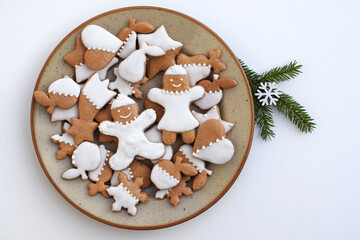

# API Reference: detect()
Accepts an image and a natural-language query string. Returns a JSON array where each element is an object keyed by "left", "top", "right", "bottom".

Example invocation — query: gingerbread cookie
[
  {"left": 111, "top": 160, "right": 152, "bottom": 188},
  {"left": 151, "top": 156, "right": 197, "bottom": 199},
  {"left": 33, "top": 76, "right": 80, "bottom": 114},
  {"left": 68, "top": 73, "right": 116, "bottom": 145},
  {"left": 147, "top": 65, "right": 205, "bottom": 145},
  {"left": 62, "top": 141, "right": 101, "bottom": 180},
  {"left": 194, "top": 74, "right": 238, "bottom": 109},
  {"left": 166, "top": 176, "right": 193, "bottom": 206},
  {"left": 98, "top": 94, "right": 165, "bottom": 170},
  {"left": 81, "top": 25, "right": 123, "bottom": 70},
  {"left": 51, "top": 122, "right": 77, "bottom": 160},
  {"left": 106, "top": 172, "right": 148, "bottom": 215},
  {"left": 94, "top": 103, "right": 117, "bottom": 143},
  {"left": 192, "top": 119, "right": 234, "bottom": 164}
]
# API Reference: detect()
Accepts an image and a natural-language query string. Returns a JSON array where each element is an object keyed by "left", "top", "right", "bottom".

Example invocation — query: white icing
[
  {"left": 51, "top": 132, "right": 75, "bottom": 146},
  {"left": 118, "top": 42, "right": 165, "bottom": 83},
  {"left": 147, "top": 86, "right": 205, "bottom": 132},
  {"left": 81, "top": 25, "right": 123, "bottom": 53},
  {"left": 62, "top": 142, "right": 101, "bottom": 180},
  {"left": 111, "top": 93, "right": 135, "bottom": 110},
  {"left": 136, "top": 125, "right": 173, "bottom": 163},
  {"left": 118, "top": 31, "right": 137, "bottom": 59},
  {"left": 111, "top": 171, "right": 120, "bottom": 186},
  {"left": 165, "top": 65, "right": 187, "bottom": 75},
  {"left": 192, "top": 137, "right": 234, "bottom": 165},
  {"left": 179, "top": 144, "right": 212, "bottom": 175},
  {"left": 82, "top": 73, "right": 116, "bottom": 109},
  {"left": 88, "top": 145, "right": 110, "bottom": 182},
  {"left": 181, "top": 64, "right": 211, "bottom": 86},
  {"left": 51, "top": 104, "right": 79, "bottom": 122},
  {"left": 75, "top": 58, "right": 118, "bottom": 83},
  {"left": 106, "top": 183, "right": 139, "bottom": 215},
  {"left": 155, "top": 189, "right": 170, "bottom": 199},
  {"left": 109, "top": 67, "right": 134, "bottom": 96},
  {"left": 48, "top": 76, "right": 80, "bottom": 97},
  {"left": 138, "top": 25, "right": 183, "bottom": 52},
  {"left": 98, "top": 109, "right": 165, "bottom": 171},
  {"left": 150, "top": 164, "right": 179, "bottom": 190},
  {"left": 194, "top": 90, "right": 223, "bottom": 110},
  {"left": 192, "top": 106, "right": 234, "bottom": 134}
]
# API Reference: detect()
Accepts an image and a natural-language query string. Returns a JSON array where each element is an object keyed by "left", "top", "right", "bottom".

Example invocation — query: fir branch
[
  {"left": 276, "top": 93, "right": 316, "bottom": 133},
  {"left": 259, "top": 61, "right": 302, "bottom": 83},
  {"left": 254, "top": 100, "right": 275, "bottom": 141}
]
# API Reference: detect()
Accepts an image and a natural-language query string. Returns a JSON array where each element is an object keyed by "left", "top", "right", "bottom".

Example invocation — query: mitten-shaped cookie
[
  {"left": 177, "top": 49, "right": 227, "bottom": 86},
  {"left": 98, "top": 94, "right": 165, "bottom": 170},
  {"left": 51, "top": 122, "right": 77, "bottom": 160},
  {"left": 117, "top": 42, "right": 165, "bottom": 83},
  {"left": 147, "top": 65, "right": 205, "bottom": 145},
  {"left": 81, "top": 25, "right": 123, "bottom": 70},
  {"left": 62, "top": 141, "right": 102, "bottom": 180},
  {"left": 111, "top": 160, "right": 152, "bottom": 188},
  {"left": 194, "top": 74, "right": 238, "bottom": 110},
  {"left": 138, "top": 25, "right": 183, "bottom": 79},
  {"left": 192, "top": 105, "right": 234, "bottom": 134},
  {"left": 68, "top": 73, "right": 116, "bottom": 145},
  {"left": 151, "top": 156, "right": 197, "bottom": 199},
  {"left": 174, "top": 144, "right": 212, "bottom": 191},
  {"left": 106, "top": 172, "right": 148, "bottom": 216},
  {"left": 117, "top": 19, "right": 155, "bottom": 59},
  {"left": 192, "top": 119, "right": 234, "bottom": 165},
  {"left": 33, "top": 76, "right": 80, "bottom": 114},
  {"left": 88, "top": 145, "right": 114, "bottom": 198}
]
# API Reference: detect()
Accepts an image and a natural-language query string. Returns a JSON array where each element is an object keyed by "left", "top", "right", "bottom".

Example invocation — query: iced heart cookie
[
  {"left": 33, "top": 76, "right": 80, "bottom": 114},
  {"left": 98, "top": 94, "right": 165, "bottom": 170},
  {"left": 68, "top": 73, "right": 116, "bottom": 145},
  {"left": 151, "top": 156, "right": 197, "bottom": 199},
  {"left": 106, "top": 172, "right": 148, "bottom": 215},
  {"left": 117, "top": 19, "right": 155, "bottom": 59},
  {"left": 51, "top": 122, "right": 77, "bottom": 160},
  {"left": 81, "top": 25, "right": 123, "bottom": 70},
  {"left": 192, "top": 119, "right": 234, "bottom": 165},
  {"left": 62, "top": 141, "right": 102, "bottom": 180},
  {"left": 194, "top": 74, "right": 238, "bottom": 109},
  {"left": 147, "top": 65, "right": 205, "bottom": 145},
  {"left": 176, "top": 49, "right": 227, "bottom": 86}
]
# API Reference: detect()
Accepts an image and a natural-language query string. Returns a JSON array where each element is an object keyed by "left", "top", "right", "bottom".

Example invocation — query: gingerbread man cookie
[
  {"left": 147, "top": 65, "right": 205, "bottom": 145},
  {"left": 98, "top": 94, "right": 165, "bottom": 170}
]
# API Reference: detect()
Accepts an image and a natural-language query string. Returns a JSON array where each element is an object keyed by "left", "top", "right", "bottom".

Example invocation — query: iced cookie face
[
  {"left": 111, "top": 103, "right": 139, "bottom": 123},
  {"left": 162, "top": 74, "right": 190, "bottom": 92}
]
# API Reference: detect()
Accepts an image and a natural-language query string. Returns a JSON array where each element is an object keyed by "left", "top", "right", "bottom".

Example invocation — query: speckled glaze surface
[{"left": 31, "top": 7, "right": 254, "bottom": 230}]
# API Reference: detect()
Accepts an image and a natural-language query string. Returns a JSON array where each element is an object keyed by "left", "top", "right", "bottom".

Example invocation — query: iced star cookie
[
  {"left": 147, "top": 65, "right": 205, "bottom": 145},
  {"left": 192, "top": 105, "right": 235, "bottom": 134},
  {"left": 192, "top": 119, "right": 234, "bottom": 165},
  {"left": 194, "top": 74, "right": 238, "bottom": 110},
  {"left": 151, "top": 156, "right": 197, "bottom": 199},
  {"left": 176, "top": 49, "right": 227, "bottom": 86},
  {"left": 81, "top": 25, "right": 123, "bottom": 70},
  {"left": 33, "top": 76, "right": 80, "bottom": 114},
  {"left": 174, "top": 144, "right": 212, "bottom": 191},
  {"left": 98, "top": 94, "right": 165, "bottom": 170},
  {"left": 117, "top": 19, "right": 155, "bottom": 59},
  {"left": 138, "top": 25, "right": 183, "bottom": 79},
  {"left": 107, "top": 172, "right": 148, "bottom": 215},
  {"left": 62, "top": 141, "right": 102, "bottom": 180},
  {"left": 68, "top": 73, "right": 116, "bottom": 145},
  {"left": 51, "top": 122, "right": 77, "bottom": 160}
]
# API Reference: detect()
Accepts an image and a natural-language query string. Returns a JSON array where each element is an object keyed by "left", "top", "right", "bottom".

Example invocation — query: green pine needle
[
  {"left": 275, "top": 93, "right": 316, "bottom": 133},
  {"left": 254, "top": 100, "right": 276, "bottom": 141},
  {"left": 258, "top": 61, "right": 302, "bottom": 83}
]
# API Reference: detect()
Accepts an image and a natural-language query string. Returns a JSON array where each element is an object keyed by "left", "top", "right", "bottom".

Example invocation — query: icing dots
[
  {"left": 88, "top": 145, "right": 110, "bottom": 182},
  {"left": 108, "top": 68, "right": 134, "bottom": 96},
  {"left": 165, "top": 65, "right": 187, "bottom": 75},
  {"left": 111, "top": 93, "right": 135, "bottom": 110},
  {"left": 151, "top": 164, "right": 180, "bottom": 190},
  {"left": 192, "top": 106, "right": 234, "bottom": 134},
  {"left": 48, "top": 76, "right": 80, "bottom": 97},
  {"left": 75, "top": 57, "right": 118, "bottom": 83},
  {"left": 194, "top": 90, "right": 223, "bottom": 110},
  {"left": 192, "top": 137, "right": 234, "bottom": 165},
  {"left": 81, "top": 25, "right": 123, "bottom": 53},
  {"left": 106, "top": 183, "right": 139, "bottom": 215},
  {"left": 118, "top": 31, "right": 137, "bottom": 59}
]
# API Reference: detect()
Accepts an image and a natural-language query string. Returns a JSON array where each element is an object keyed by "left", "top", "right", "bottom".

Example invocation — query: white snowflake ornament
[{"left": 255, "top": 82, "right": 281, "bottom": 106}]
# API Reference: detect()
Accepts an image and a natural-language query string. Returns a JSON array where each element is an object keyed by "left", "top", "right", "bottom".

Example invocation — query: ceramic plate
[{"left": 30, "top": 6, "right": 254, "bottom": 230}]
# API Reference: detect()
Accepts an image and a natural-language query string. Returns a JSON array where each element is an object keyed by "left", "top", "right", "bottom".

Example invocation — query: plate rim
[{"left": 30, "top": 6, "right": 254, "bottom": 230}]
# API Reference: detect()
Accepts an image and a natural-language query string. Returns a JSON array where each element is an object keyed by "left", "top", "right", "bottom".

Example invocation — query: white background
[{"left": 1, "top": 0, "right": 359, "bottom": 239}]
